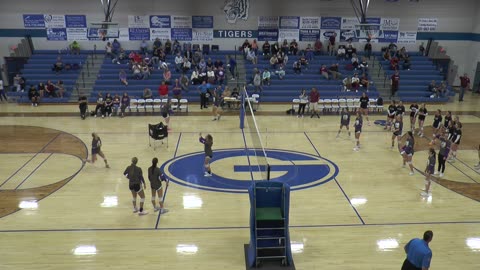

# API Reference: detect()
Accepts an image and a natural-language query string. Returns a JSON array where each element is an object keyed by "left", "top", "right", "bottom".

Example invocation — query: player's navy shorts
[{"left": 129, "top": 183, "right": 142, "bottom": 193}]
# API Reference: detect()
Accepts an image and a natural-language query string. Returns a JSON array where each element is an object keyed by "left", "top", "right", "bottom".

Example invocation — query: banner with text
[
  {"left": 378, "top": 30, "right": 398, "bottom": 43},
  {"left": 299, "top": 29, "right": 320, "bottom": 41},
  {"left": 129, "top": 28, "right": 150, "bottom": 40},
  {"left": 149, "top": 15, "right": 171, "bottom": 28},
  {"left": 321, "top": 17, "right": 341, "bottom": 30},
  {"left": 172, "top": 16, "right": 192, "bottom": 28},
  {"left": 397, "top": 31, "right": 417, "bottom": 44},
  {"left": 150, "top": 28, "right": 171, "bottom": 40},
  {"left": 279, "top": 16, "right": 300, "bottom": 29},
  {"left": 278, "top": 29, "right": 299, "bottom": 41},
  {"left": 300, "top": 17, "right": 321, "bottom": 30},
  {"left": 67, "top": 28, "right": 88, "bottom": 40},
  {"left": 46, "top": 28, "right": 67, "bottom": 41},
  {"left": 65, "top": 15, "right": 87, "bottom": 28},
  {"left": 192, "top": 16, "right": 214, "bottom": 28},
  {"left": 418, "top": 18, "right": 437, "bottom": 32},
  {"left": 87, "top": 28, "right": 119, "bottom": 40},
  {"left": 257, "top": 29, "right": 278, "bottom": 41},
  {"left": 258, "top": 16, "right": 279, "bottom": 29},
  {"left": 171, "top": 28, "right": 192, "bottom": 41},
  {"left": 118, "top": 28, "right": 129, "bottom": 41},
  {"left": 341, "top": 17, "right": 358, "bottom": 30},
  {"left": 23, "top": 14, "right": 45, "bottom": 28},
  {"left": 192, "top": 28, "right": 214, "bottom": 41},
  {"left": 380, "top": 18, "right": 400, "bottom": 31},
  {"left": 44, "top": 14, "right": 66, "bottom": 28},
  {"left": 320, "top": 29, "right": 340, "bottom": 42},
  {"left": 128, "top": 15, "right": 150, "bottom": 28},
  {"left": 340, "top": 29, "right": 357, "bottom": 42},
  {"left": 214, "top": 30, "right": 258, "bottom": 39}
]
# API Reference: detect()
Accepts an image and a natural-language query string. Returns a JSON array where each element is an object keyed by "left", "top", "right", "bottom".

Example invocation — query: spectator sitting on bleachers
[
  {"left": 172, "top": 79, "right": 182, "bottom": 102},
  {"left": 314, "top": 38, "right": 323, "bottom": 55},
  {"left": 262, "top": 69, "right": 271, "bottom": 86},
  {"left": 184, "top": 47, "right": 193, "bottom": 62},
  {"left": 262, "top": 41, "right": 271, "bottom": 57},
  {"left": 206, "top": 58, "right": 214, "bottom": 69},
  {"left": 191, "top": 68, "right": 202, "bottom": 85},
  {"left": 55, "top": 80, "right": 65, "bottom": 98},
  {"left": 13, "top": 73, "right": 25, "bottom": 92},
  {"left": 94, "top": 92, "right": 105, "bottom": 117},
  {"left": 120, "top": 92, "right": 130, "bottom": 117},
  {"left": 305, "top": 44, "right": 314, "bottom": 61},
  {"left": 28, "top": 85, "right": 40, "bottom": 106},
  {"left": 428, "top": 80, "right": 437, "bottom": 94},
  {"left": 173, "top": 40, "right": 181, "bottom": 55},
  {"left": 359, "top": 57, "right": 369, "bottom": 75},
  {"left": 246, "top": 48, "right": 257, "bottom": 64},
  {"left": 419, "top": 43, "right": 425, "bottom": 56},
  {"left": 320, "top": 64, "right": 329, "bottom": 80},
  {"left": 398, "top": 47, "right": 407, "bottom": 60},
  {"left": 343, "top": 77, "right": 352, "bottom": 92},
  {"left": 45, "top": 80, "right": 56, "bottom": 97},
  {"left": 383, "top": 49, "right": 391, "bottom": 61},
  {"left": 199, "top": 68, "right": 207, "bottom": 82},
  {"left": 179, "top": 73, "right": 190, "bottom": 91},
  {"left": 140, "top": 40, "right": 148, "bottom": 54},
  {"left": 275, "top": 66, "right": 285, "bottom": 80},
  {"left": 153, "top": 38, "right": 162, "bottom": 51},
  {"left": 289, "top": 39, "right": 299, "bottom": 55},
  {"left": 163, "top": 68, "right": 172, "bottom": 84},
  {"left": 132, "top": 51, "right": 143, "bottom": 63},
  {"left": 105, "top": 42, "right": 114, "bottom": 59},
  {"left": 388, "top": 42, "right": 397, "bottom": 56},
  {"left": 360, "top": 74, "right": 370, "bottom": 91},
  {"left": 271, "top": 42, "right": 280, "bottom": 55},
  {"left": 207, "top": 67, "right": 216, "bottom": 84},
  {"left": 112, "top": 39, "right": 121, "bottom": 54},
  {"left": 164, "top": 39, "right": 172, "bottom": 54},
  {"left": 270, "top": 54, "right": 279, "bottom": 69},
  {"left": 328, "top": 63, "right": 341, "bottom": 80},
  {"left": 403, "top": 55, "right": 411, "bottom": 70},
  {"left": 214, "top": 59, "right": 224, "bottom": 69},
  {"left": 390, "top": 57, "right": 399, "bottom": 70},
  {"left": 281, "top": 39, "right": 289, "bottom": 54},
  {"left": 253, "top": 69, "right": 262, "bottom": 93},
  {"left": 242, "top": 39, "right": 251, "bottom": 58},
  {"left": 438, "top": 81, "right": 448, "bottom": 97},
  {"left": 192, "top": 50, "right": 202, "bottom": 66},
  {"left": 198, "top": 58, "right": 207, "bottom": 72},
  {"left": 112, "top": 94, "right": 121, "bottom": 116},
  {"left": 299, "top": 54, "right": 309, "bottom": 70},
  {"left": 115, "top": 48, "right": 127, "bottom": 64},
  {"left": 119, "top": 70, "right": 128, "bottom": 86},
  {"left": 37, "top": 82, "right": 45, "bottom": 97},
  {"left": 151, "top": 47, "right": 161, "bottom": 65},
  {"left": 52, "top": 57, "right": 64, "bottom": 73},
  {"left": 337, "top": 46, "right": 346, "bottom": 60},
  {"left": 132, "top": 64, "right": 142, "bottom": 80},
  {"left": 104, "top": 93, "right": 113, "bottom": 117},
  {"left": 277, "top": 51, "right": 288, "bottom": 67},
  {"left": 144, "top": 55, "right": 153, "bottom": 68},
  {"left": 143, "top": 87, "right": 153, "bottom": 99},
  {"left": 345, "top": 44, "right": 356, "bottom": 59},
  {"left": 175, "top": 53, "right": 183, "bottom": 72},
  {"left": 351, "top": 73, "right": 360, "bottom": 92},
  {"left": 293, "top": 61, "right": 302, "bottom": 74},
  {"left": 251, "top": 39, "right": 259, "bottom": 53},
  {"left": 216, "top": 67, "right": 225, "bottom": 85},
  {"left": 364, "top": 40, "right": 372, "bottom": 59},
  {"left": 351, "top": 53, "right": 359, "bottom": 69},
  {"left": 142, "top": 64, "right": 151, "bottom": 80},
  {"left": 182, "top": 57, "right": 192, "bottom": 72},
  {"left": 70, "top": 41, "right": 80, "bottom": 55}
]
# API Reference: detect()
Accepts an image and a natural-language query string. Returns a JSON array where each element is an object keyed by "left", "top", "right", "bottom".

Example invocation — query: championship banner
[
  {"left": 258, "top": 16, "right": 279, "bottom": 29},
  {"left": 299, "top": 29, "right": 320, "bottom": 41},
  {"left": 192, "top": 29, "right": 214, "bottom": 41},
  {"left": 150, "top": 28, "right": 171, "bottom": 41},
  {"left": 46, "top": 28, "right": 67, "bottom": 41},
  {"left": 278, "top": 29, "right": 299, "bottom": 41},
  {"left": 171, "top": 16, "right": 192, "bottom": 28},
  {"left": 23, "top": 14, "right": 45, "bottom": 28},
  {"left": 65, "top": 15, "right": 87, "bottom": 28},
  {"left": 279, "top": 16, "right": 300, "bottom": 29},
  {"left": 397, "top": 31, "right": 417, "bottom": 44},
  {"left": 149, "top": 15, "right": 171, "bottom": 28},
  {"left": 44, "top": 14, "right": 66, "bottom": 28},
  {"left": 128, "top": 15, "right": 149, "bottom": 28},
  {"left": 192, "top": 16, "right": 214, "bottom": 28},
  {"left": 300, "top": 17, "right": 320, "bottom": 30},
  {"left": 67, "top": 28, "right": 88, "bottom": 40}
]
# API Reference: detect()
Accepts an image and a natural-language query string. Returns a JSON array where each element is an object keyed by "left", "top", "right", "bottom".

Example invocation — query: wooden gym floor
[{"left": 0, "top": 93, "right": 479, "bottom": 270}]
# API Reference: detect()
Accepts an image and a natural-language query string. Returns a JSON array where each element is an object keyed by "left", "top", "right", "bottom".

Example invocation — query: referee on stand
[{"left": 402, "top": 230, "right": 433, "bottom": 270}]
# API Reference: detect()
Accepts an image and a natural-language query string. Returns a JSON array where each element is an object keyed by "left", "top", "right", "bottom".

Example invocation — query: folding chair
[
  {"left": 148, "top": 122, "right": 168, "bottom": 150},
  {"left": 129, "top": 99, "right": 138, "bottom": 112},
  {"left": 179, "top": 98, "right": 189, "bottom": 113}
]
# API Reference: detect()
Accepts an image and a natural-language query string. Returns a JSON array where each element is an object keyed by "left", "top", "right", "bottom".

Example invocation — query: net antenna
[
  {"left": 350, "top": 0, "right": 371, "bottom": 24},
  {"left": 100, "top": 0, "right": 119, "bottom": 22}
]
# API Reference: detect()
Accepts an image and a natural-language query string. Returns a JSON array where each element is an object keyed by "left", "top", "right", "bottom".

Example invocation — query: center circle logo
[{"left": 160, "top": 149, "right": 339, "bottom": 193}]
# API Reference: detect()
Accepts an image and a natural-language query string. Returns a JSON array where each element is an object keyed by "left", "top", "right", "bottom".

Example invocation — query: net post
[{"left": 239, "top": 85, "right": 246, "bottom": 129}]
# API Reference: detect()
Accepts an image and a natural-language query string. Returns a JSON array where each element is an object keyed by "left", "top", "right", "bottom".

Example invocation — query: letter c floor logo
[{"left": 160, "top": 149, "right": 339, "bottom": 193}]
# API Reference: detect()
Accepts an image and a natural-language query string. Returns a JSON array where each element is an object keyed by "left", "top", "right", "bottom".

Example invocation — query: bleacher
[
  {"left": 15, "top": 50, "right": 87, "bottom": 103},
  {"left": 375, "top": 51, "right": 453, "bottom": 102},
  {"left": 245, "top": 54, "right": 378, "bottom": 102}
]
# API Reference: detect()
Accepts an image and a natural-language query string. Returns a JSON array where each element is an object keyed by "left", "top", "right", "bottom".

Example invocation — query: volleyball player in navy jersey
[
  {"left": 124, "top": 157, "right": 148, "bottom": 215},
  {"left": 417, "top": 103, "right": 428, "bottom": 137},
  {"left": 148, "top": 158, "right": 168, "bottom": 214},
  {"left": 396, "top": 100, "right": 405, "bottom": 116},
  {"left": 199, "top": 133, "right": 214, "bottom": 176},
  {"left": 88, "top": 133, "right": 110, "bottom": 168},
  {"left": 421, "top": 148, "right": 436, "bottom": 197},
  {"left": 336, "top": 108, "right": 351, "bottom": 138},
  {"left": 160, "top": 99, "right": 172, "bottom": 129},
  {"left": 353, "top": 111, "right": 363, "bottom": 151},
  {"left": 448, "top": 122, "right": 462, "bottom": 163},
  {"left": 435, "top": 136, "right": 450, "bottom": 178},
  {"left": 409, "top": 102, "right": 419, "bottom": 132},
  {"left": 429, "top": 109, "right": 443, "bottom": 145},
  {"left": 385, "top": 101, "right": 396, "bottom": 131},
  {"left": 400, "top": 131, "right": 415, "bottom": 175},
  {"left": 212, "top": 87, "right": 223, "bottom": 121},
  {"left": 391, "top": 114, "right": 403, "bottom": 149},
  {"left": 358, "top": 92, "right": 370, "bottom": 125},
  {"left": 443, "top": 111, "right": 452, "bottom": 131}
]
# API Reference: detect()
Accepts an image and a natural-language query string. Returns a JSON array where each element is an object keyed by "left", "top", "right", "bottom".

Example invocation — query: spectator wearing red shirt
[
  {"left": 391, "top": 71, "right": 400, "bottom": 97},
  {"left": 328, "top": 33, "right": 337, "bottom": 56},
  {"left": 132, "top": 52, "right": 142, "bottom": 63},
  {"left": 320, "top": 65, "right": 329, "bottom": 80},
  {"left": 459, "top": 73, "right": 470, "bottom": 102},
  {"left": 45, "top": 80, "right": 56, "bottom": 97},
  {"left": 314, "top": 38, "right": 323, "bottom": 55},
  {"left": 309, "top": 88, "right": 320, "bottom": 118},
  {"left": 158, "top": 81, "right": 169, "bottom": 99}
]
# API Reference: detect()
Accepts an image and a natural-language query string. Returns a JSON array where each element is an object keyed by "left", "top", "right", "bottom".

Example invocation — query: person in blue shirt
[
  {"left": 402, "top": 230, "right": 433, "bottom": 270},
  {"left": 228, "top": 56, "right": 236, "bottom": 80},
  {"left": 198, "top": 81, "right": 211, "bottom": 109}
]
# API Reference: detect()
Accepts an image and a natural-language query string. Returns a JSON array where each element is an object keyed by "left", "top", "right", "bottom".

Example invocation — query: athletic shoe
[
  {"left": 204, "top": 172, "right": 212, "bottom": 177},
  {"left": 336, "top": 134, "right": 340, "bottom": 138},
  {"left": 353, "top": 147, "right": 359, "bottom": 151},
  {"left": 154, "top": 207, "right": 160, "bottom": 212},
  {"left": 217, "top": 115, "right": 221, "bottom": 121},
  {"left": 447, "top": 159, "right": 455, "bottom": 163},
  {"left": 420, "top": 191, "right": 431, "bottom": 197},
  {"left": 439, "top": 173, "right": 444, "bottom": 177},
  {"left": 102, "top": 115, "right": 105, "bottom": 118},
  {"left": 390, "top": 146, "right": 394, "bottom": 149},
  {"left": 94, "top": 115, "right": 97, "bottom": 118},
  {"left": 133, "top": 208, "right": 138, "bottom": 213},
  {"left": 138, "top": 211, "right": 148, "bottom": 216},
  {"left": 212, "top": 118, "right": 217, "bottom": 121},
  {"left": 160, "top": 208, "right": 169, "bottom": 214},
  {"left": 474, "top": 164, "right": 480, "bottom": 168},
  {"left": 409, "top": 171, "right": 414, "bottom": 176},
  {"left": 434, "top": 171, "right": 439, "bottom": 175},
  {"left": 105, "top": 164, "right": 110, "bottom": 168}
]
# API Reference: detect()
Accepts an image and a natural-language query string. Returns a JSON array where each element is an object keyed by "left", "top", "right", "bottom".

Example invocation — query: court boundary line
[
  {"left": 14, "top": 153, "right": 53, "bottom": 189},
  {"left": 155, "top": 132, "right": 182, "bottom": 229},
  {"left": 2, "top": 220, "right": 480, "bottom": 233},
  {"left": 0, "top": 133, "right": 61, "bottom": 188},
  {"left": 304, "top": 132, "right": 366, "bottom": 225}
]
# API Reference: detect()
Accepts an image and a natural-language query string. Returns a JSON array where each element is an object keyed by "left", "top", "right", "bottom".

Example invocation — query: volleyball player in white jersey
[
  {"left": 409, "top": 102, "right": 419, "bottom": 132},
  {"left": 391, "top": 114, "right": 403, "bottom": 149}
]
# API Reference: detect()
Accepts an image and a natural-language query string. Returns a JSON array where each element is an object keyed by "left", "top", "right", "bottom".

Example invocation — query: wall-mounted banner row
[{"left": 24, "top": 14, "right": 87, "bottom": 28}]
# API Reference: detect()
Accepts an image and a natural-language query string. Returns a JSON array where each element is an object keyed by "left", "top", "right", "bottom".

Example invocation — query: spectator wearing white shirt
[
  {"left": 174, "top": 53, "right": 183, "bottom": 72},
  {"left": 351, "top": 54, "right": 359, "bottom": 69},
  {"left": 207, "top": 68, "right": 216, "bottom": 84},
  {"left": 0, "top": 79, "right": 7, "bottom": 102},
  {"left": 275, "top": 66, "right": 285, "bottom": 80},
  {"left": 351, "top": 73, "right": 360, "bottom": 92},
  {"left": 182, "top": 57, "right": 191, "bottom": 73},
  {"left": 262, "top": 69, "right": 271, "bottom": 86},
  {"left": 247, "top": 48, "right": 257, "bottom": 65}
]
